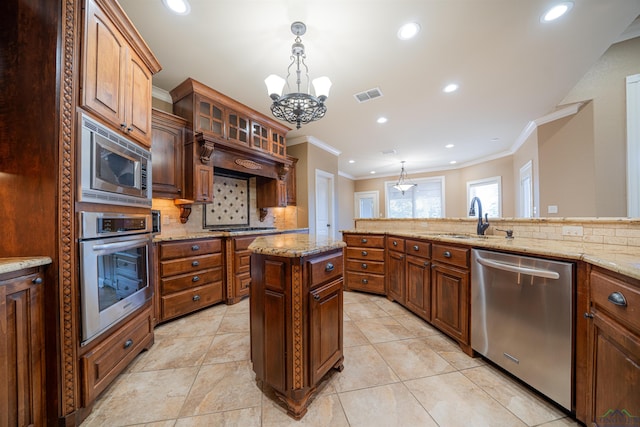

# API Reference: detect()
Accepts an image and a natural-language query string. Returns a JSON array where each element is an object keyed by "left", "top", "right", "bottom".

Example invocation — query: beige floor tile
[
  {"left": 343, "top": 290, "right": 373, "bottom": 304},
  {"left": 393, "top": 314, "right": 441, "bottom": 337},
  {"left": 338, "top": 382, "right": 438, "bottom": 427},
  {"left": 371, "top": 297, "right": 413, "bottom": 316},
  {"left": 217, "top": 312, "right": 250, "bottom": 333},
  {"left": 130, "top": 336, "right": 213, "bottom": 371},
  {"left": 154, "top": 312, "right": 223, "bottom": 338},
  {"left": 343, "top": 320, "right": 369, "bottom": 347},
  {"left": 131, "top": 421, "right": 177, "bottom": 427},
  {"left": 342, "top": 301, "right": 389, "bottom": 320},
  {"left": 174, "top": 407, "right": 261, "bottom": 426},
  {"left": 202, "top": 332, "right": 250, "bottom": 364},
  {"left": 463, "top": 365, "right": 568, "bottom": 426},
  {"left": 179, "top": 360, "right": 261, "bottom": 417},
  {"left": 406, "top": 371, "right": 528, "bottom": 427},
  {"left": 537, "top": 417, "right": 582, "bottom": 426},
  {"left": 331, "top": 344, "right": 399, "bottom": 392},
  {"left": 261, "top": 392, "right": 349, "bottom": 427},
  {"left": 82, "top": 368, "right": 198, "bottom": 426},
  {"left": 353, "top": 316, "right": 414, "bottom": 343},
  {"left": 374, "top": 338, "right": 456, "bottom": 380},
  {"left": 225, "top": 298, "right": 250, "bottom": 314}
]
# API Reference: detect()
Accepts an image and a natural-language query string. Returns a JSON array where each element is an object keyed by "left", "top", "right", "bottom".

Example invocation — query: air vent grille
[{"left": 354, "top": 87, "right": 383, "bottom": 103}]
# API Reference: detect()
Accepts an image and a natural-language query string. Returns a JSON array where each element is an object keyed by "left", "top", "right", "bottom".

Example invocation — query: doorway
[
  {"left": 354, "top": 191, "right": 379, "bottom": 218},
  {"left": 315, "top": 169, "right": 335, "bottom": 239}
]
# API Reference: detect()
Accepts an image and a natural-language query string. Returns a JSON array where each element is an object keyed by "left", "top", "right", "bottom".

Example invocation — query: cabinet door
[
  {"left": 196, "top": 95, "right": 225, "bottom": 139},
  {"left": 406, "top": 255, "right": 431, "bottom": 321},
  {"left": 125, "top": 48, "right": 153, "bottom": 146},
  {"left": 151, "top": 111, "right": 185, "bottom": 198},
  {"left": 286, "top": 157, "right": 297, "bottom": 206},
  {"left": 310, "top": 279, "right": 343, "bottom": 384},
  {"left": 271, "top": 130, "right": 286, "bottom": 158},
  {"left": 227, "top": 109, "right": 250, "bottom": 145},
  {"left": 194, "top": 164, "right": 214, "bottom": 202},
  {"left": 386, "top": 250, "right": 405, "bottom": 303},
  {"left": 587, "top": 310, "right": 640, "bottom": 426},
  {"left": 257, "top": 177, "right": 287, "bottom": 208},
  {"left": 83, "top": 0, "right": 127, "bottom": 127},
  {"left": 251, "top": 121, "right": 270, "bottom": 152},
  {"left": 431, "top": 263, "right": 469, "bottom": 344}
]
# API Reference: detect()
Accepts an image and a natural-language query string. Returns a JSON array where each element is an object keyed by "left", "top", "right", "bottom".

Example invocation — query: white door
[
  {"left": 315, "top": 170, "right": 334, "bottom": 239},
  {"left": 354, "top": 191, "right": 379, "bottom": 218},
  {"left": 627, "top": 73, "right": 640, "bottom": 217},
  {"left": 519, "top": 160, "right": 534, "bottom": 218}
]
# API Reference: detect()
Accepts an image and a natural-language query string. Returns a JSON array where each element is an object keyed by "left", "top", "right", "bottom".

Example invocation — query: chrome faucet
[{"left": 469, "top": 197, "right": 490, "bottom": 235}]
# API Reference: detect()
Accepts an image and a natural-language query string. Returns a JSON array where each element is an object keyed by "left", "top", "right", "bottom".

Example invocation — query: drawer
[
  {"left": 161, "top": 281, "right": 224, "bottom": 321},
  {"left": 386, "top": 236, "right": 406, "bottom": 252},
  {"left": 161, "top": 267, "right": 223, "bottom": 294},
  {"left": 160, "top": 253, "right": 222, "bottom": 277},
  {"left": 591, "top": 269, "right": 640, "bottom": 332},
  {"left": 345, "top": 272, "right": 385, "bottom": 294},
  {"left": 346, "top": 259, "right": 385, "bottom": 274},
  {"left": 345, "top": 247, "right": 385, "bottom": 262},
  {"left": 308, "top": 250, "right": 344, "bottom": 287},
  {"left": 81, "top": 307, "right": 153, "bottom": 404},
  {"left": 160, "top": 239, "right": 221, "bottom": 260},
  {"left": 344, "top": 234, "right": 385, "bottom": 248},
  {"left": 432, "top": 244, "right": 469, "bottom": 269},
  {"left": 235, "top": 272, "right": 251, "bottom": 297},
  {"left": 406, "top": 239, "right": 431, "bottom": 258},
  {"left": 234, "top": 235, "right": 257, "bottom": 251},
  {"left": 234, "top": 249, "right": 251, "bottom": 274}
]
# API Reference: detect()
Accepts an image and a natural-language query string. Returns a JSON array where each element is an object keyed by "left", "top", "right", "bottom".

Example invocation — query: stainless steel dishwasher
[{"left": 471, "top": 249, "right": 573, "bottom": 410}]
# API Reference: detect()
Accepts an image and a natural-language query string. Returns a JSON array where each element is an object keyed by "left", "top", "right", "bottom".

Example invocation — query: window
[
  {"left": 467, "top": 176, "right": 501, "bottom": 218},
  {"left": 385, "top": 177, "right": 445, "bottom": 218},
  {"left": 354, "top": 191, "right": 379, "bottom": 219}
]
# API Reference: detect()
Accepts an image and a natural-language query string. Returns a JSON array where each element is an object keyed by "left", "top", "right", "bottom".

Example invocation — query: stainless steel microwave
[{"left": 78, "top": 114, "right": 152, "bottom": 207}]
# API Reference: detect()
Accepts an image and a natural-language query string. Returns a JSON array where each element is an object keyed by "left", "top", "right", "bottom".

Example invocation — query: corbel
[
  {"left": 174, "top": 199, "right": 194, "bottom": 223},
  {"left": 195, "top": 132, "right": 215, "bottom": 164},
  {"left": 259, "top": 208, "right": 269, "bottom": 222},
  {"left": 277, "top": 163, "right": 290, "bottom": 181}
]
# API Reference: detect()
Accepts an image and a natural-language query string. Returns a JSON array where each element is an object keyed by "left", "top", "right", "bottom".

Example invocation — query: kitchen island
[{"left": 248, "top": 234, "right": 346, "bottom": 419}]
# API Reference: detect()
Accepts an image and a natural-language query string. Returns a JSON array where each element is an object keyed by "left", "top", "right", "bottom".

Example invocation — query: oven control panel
[{"left": 79, "top": 212, "right": 152, "bottom": 239}]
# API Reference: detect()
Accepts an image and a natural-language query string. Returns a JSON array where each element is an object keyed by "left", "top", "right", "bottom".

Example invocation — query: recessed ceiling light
[
  {"left": 445, "top": 144, "right": 454, "bottom": 148},
  {"left": 541, "top": 2, "right": 573, "bottom": 22},
  {"left": 443, "top": 83, "right": 458, "bottom": 93},
  {"left": 398, "top": 22, "right": 420, "bottom": 40},
  {"left": 348, "top": 160, "right": 355, "bottom": 164},
  {"left": 491, "top": 137, "right": 500, "bottom": 142},
  {"left": 450, "top": 160, "right": 457, "bottom": 165},
  {"left": 370, "top": 171, "right": 376, "bottom": 174},
  {"left": 377, "top": 117, "right": 388, "bottom": 124},
  {"left": 162, "top": 0, "right": 191, "bottom": 15}
]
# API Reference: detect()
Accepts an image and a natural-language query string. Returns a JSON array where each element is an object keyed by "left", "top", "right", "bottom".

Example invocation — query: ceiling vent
[{"left": 354, "top": 87, "right": 383, "bottom": 103}]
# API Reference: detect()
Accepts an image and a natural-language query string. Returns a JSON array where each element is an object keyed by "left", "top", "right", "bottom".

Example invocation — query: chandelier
[
  {"left": 393, "top": 161, "right": 417, "bottom": 195},
  {"left": 265, "top": 22, "right": 331, "bottom": 129}
]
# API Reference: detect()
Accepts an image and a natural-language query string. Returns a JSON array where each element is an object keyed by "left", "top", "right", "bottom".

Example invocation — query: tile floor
[{"left": 81, "top": 291, "right": 582, "bottom": 427}]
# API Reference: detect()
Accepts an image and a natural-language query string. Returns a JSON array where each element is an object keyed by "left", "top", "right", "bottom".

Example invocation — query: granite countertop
[
  {"left": 249, "top": 234, "right": 346, "bottom": 258},
  {"left": 342, "top": 229, "right": 640, "bottom": 280},
  {"left": 0, "top": 257, "right": 53, "bottom": 275},
  {"left": 153, "top": 228, "right": 309, "bottom": 243}
]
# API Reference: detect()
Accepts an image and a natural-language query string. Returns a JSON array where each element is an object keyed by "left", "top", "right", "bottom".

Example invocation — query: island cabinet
[
  {"left": 157, "top": 238, "right": 224, "bottom": 322},
  {"left": 81, "top": 0, "right": 161, "bottom": 147},
  {"left": 151, "top": 109, "right": 186, "bottom": 199},
  {"left": 430, "top": 243, "right": 471, "bottom": 355},
  {"left": 250, "top": 247, "right": 344, "bottom": 420},
  {"left": 386, "top": 236, "right": 406, "bottom": 304},
  {"left": 343, "top": 233, "right": 386, "bottom": 294},
  {"left": 0, "top": 266, "right": 46, "bottom": 427},
  {"left": 405, "top": 239, "right": 431, "bottom": 321},
  {"left": 582, "top": 267, "right": 640, "bottom": 426}
]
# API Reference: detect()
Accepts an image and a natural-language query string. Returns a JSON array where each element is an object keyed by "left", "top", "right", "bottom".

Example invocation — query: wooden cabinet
[
  {"left": 582, "top": 267, "right": 640, "bottom": 426},
  {"left": 157, "top": 238, "right": 224, "bottom": 321},
  {"left": 386, "top": 236, "right": 406, "bottom": 304},
  {"left": 286, "top": 156, "right": 298, "bottom": 206},
  {"left": 151, "top": 109, "right": 186, "bottom": 198},
  {"left": 225, "top": 236, "right": 254, "bottom": 304},
  {"left": 430, "top": 243, "right": 471, "bottom": 355},
  {"left": 81, "top": 0, "right": 161, "bottom": 147},
  {"left": 250, "top": 248, "right": 344, "bottom": 419},
  {"left": 182, "top": 132, "right": 215, "bottom": 203},
  {"left": 405, "top": 239, "right": 431, "bottom": 321},
  {"left": 343, "top": 233, "right": 386, "bottom": 294},
  {"left": 0, "top": 266, "right": 46, "bottom": 427},
  {"left": 256, "top": 177, "right": 287, "bottom": 208},
  {"left": 80, "top": 306, "right": 153, "bottom": 405}
]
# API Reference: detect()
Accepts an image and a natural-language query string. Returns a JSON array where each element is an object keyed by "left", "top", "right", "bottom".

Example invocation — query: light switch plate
[{"left": 547, "top": 205, "right": 558, "bottom": 214}]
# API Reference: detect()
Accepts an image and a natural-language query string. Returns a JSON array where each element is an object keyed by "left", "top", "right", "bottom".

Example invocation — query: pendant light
[{"left": 393, "top": 161, "right": 416, "bottom": 194}]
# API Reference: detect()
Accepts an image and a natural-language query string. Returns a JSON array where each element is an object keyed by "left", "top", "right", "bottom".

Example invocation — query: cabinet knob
[
  {"left": 193, "top": 294, "right": 201, "bottom": 302},
  {"left": 361, "top": 238, "right": 368, "bottom": 243},
  {"left": 313, "top": 293, "right": 320, "bottom": 301},
  {"left": 424, "top": 262, "right": 429, "bottom": 267},
  {"left": 361, "top": 250, "right": 368, "bottom": 256},
  {"left": 32, "top": 277, "right": 43, "bottom": 284},
  {"left": 413, "top": 245, "right": 419, "bottom": 251},
  {"left": 192, "top": 245, "right": 200, "bottom": 251},
  {"left": 361, "top": 263, "right": 368, "bottom": 269},
  {"left": 126, "top": 126, "right": 133, "bottom": 133},
  {"left": 584, "top": 312, "right": 594, "bottom": 319},
  {"left": 607, "top": 291, "right": 627, "bottom": 307},
  {"left": 325, "top": 263, "right": 334, "bottom": 272},
  {"left": 192, "top": 276, "right": 200, "bottom": 282},
  {"left": 120, "top": 122, "right": 127, "bottom": 129},
  {"left": 443, "top": 251, "right": 452, "bottom": 258},
  {"left": 393, "top": 241, "right": 398, "bottom": 246},
  {"left": 123, "top": 339, "right": 133, "bottom": 349},
  {"left": 192, "top": 260, "right": 200, "bottom": 267},
  {"left": 362, "top": 279, "right": 368, "bottom": 284}
]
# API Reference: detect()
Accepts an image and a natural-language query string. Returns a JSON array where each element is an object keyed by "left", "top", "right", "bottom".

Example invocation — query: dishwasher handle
[{"left": 476, "top": 257, "right": 560, "bottom": 280}]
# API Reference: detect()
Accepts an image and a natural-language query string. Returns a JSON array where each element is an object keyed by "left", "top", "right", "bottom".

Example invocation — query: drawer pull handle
[
  {"left": 361, "top": 251, "right": 368, "bottom": 256},
  {"left": 32, "top": 277, "right": 43, "bottom": 285},
  {"left": 362, "top": 279, "right": 368, "bottom": 284},
  {"left": 123, "top": 339, "right": 133, "bottom": 349},
  {"left": 361, "top": 238, "right": 368, "bottom": 243},
  {"left": 413, "top": 245, "right": 419, "bottom": 251},
  {"left": 192, "top": 260, "right": 200, "bottom": 267},
  {"left": 584, "top": 312, "right": 594, "bottom": 319},
  {"left": 424, "top": 261, "right": 429, "bottom": 267},
  {"left": 193, "top": 294, "right": 201, "bottom": 302},
  {"left": 313, "top": 293, "right": 320, "bottom": 301},
  {"left": 325, "top": 263, "right": 334, "bottom": 272},
  {"left": 443, "top": 251, "right": 452, "bottom": 258},
  {"left": 192, "top": 276, "right": 200, "bottom": 282},
  {"left": 607, "top": 291, "right": 627, "bottom": 307},
  {"left": 361, "top": 263, "right": 368, "bottom": 269},
  {"left": 393, "top": 241, "right": 398, "bottom": 246},
  {"left": 192, "top": 245, "right": 200, "bottom": 251}
]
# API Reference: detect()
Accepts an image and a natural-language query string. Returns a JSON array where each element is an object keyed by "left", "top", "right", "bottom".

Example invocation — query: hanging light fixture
[
  {"left": 265, "top": 22, "right": 331, "bottom": 129},
  {"left": 393, "top": 161, "right": 417, "bottom": 194}
]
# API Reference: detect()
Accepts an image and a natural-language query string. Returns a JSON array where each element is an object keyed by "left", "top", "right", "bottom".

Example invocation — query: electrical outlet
[
  {"left": 547, "top": 205, "right": 558, "bottom": 214},
  {"left": 562, "top": 225, "right": 583, "bottom": 236}
]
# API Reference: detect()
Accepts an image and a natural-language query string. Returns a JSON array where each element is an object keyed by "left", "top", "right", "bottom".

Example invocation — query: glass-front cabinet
[
  {"left": 196, "top": 95, "right": 225, "bottom": 139},
  {"left": 227, "top": 109, "right": 250, "bottom": 145}
]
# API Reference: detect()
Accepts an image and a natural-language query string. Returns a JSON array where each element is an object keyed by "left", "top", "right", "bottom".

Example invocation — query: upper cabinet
[
  {"left": 170, "top": 78, "right": 290, "bottom": 160},
  {"left": 151, "top": 109, "right": 186, "bottom": 199},
  {"left": 81, "top": 0, "right": 161, "bottom": 147}
]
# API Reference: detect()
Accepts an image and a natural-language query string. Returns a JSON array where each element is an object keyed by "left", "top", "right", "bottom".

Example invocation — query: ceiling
[{"left": 118, "top": 0, "right": 640, "bottom": 179}]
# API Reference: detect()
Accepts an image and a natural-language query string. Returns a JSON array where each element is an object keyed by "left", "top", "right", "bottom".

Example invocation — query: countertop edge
[{"left": 0, "top": 257, "right": 53, "bottom": 275}]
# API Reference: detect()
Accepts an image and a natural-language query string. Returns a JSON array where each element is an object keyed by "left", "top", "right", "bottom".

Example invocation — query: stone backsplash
[{"left": 354, "top": 217, "right": 640, "bottom": 248}]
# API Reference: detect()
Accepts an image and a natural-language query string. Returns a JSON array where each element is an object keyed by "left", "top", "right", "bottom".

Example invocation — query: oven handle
[
  {"left": 476, "top": 257, "right": 560, "bottom": 280},
  {"left": 91, "top": 238, "right": 149, "bottom": 252}
]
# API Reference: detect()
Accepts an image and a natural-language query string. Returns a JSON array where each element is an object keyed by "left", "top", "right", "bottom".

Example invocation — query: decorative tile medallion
[{"left": 203, "top": 175, "right": 249, "bottom": 227}]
